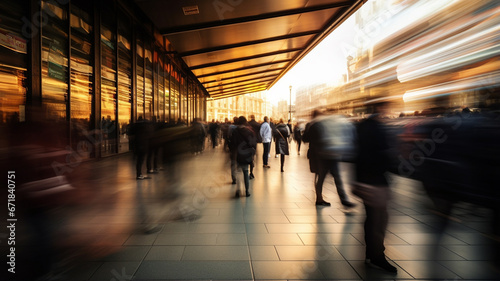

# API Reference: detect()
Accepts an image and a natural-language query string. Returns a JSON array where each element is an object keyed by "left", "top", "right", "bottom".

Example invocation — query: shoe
[
  {"left": 263, "top": 165, "right": 270, "bottom": 168},
  {"left": 245, "top": 192, "right": 251, "bottom": 197},
  {"left": 281, "top": 169, "right": 284, "bottom": 172},
  {"left": 231, "top": 179, "right": 236, "bottom": 184},
  {"left": 275, "top": 155, "right": 279, "bottom": 158},
  {"left": 137, "top": 175, "right": 145, "bottom": 180},
  {"left": 366, "top": 258, "right": 397, "bottom": 273},
  {"left": 147, "top": 169, "right": 159, "bottom": 174},
  {"left": 235, "top": 190, "right": 240, "bottom": 198},
  {"left": 315, "top": 201, "right": 331, "bottom": 206},
  {"left": 342, "top": 201, "right": 356, "bottom": 208},
  {"left": 249, "top": 173, "right": 255, "bottom": 179}
]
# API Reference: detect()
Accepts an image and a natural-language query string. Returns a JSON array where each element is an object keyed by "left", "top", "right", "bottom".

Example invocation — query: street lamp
[{"left": 289, "top": 85, "right": 292, "bottom": 122}]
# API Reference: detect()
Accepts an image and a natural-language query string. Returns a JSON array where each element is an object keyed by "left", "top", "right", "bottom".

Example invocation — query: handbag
[{"left": 351, "top": 182, "right": 391, "bottom": 207}]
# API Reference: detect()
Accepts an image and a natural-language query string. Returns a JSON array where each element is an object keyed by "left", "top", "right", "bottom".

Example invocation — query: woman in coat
[{"left": 274, "top": 118, "right": 290, "bottom": 172}]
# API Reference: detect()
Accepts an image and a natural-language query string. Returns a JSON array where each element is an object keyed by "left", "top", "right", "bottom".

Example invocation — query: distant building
[{"left": 207, "top": 91, "right": 267, "bottom": 122}]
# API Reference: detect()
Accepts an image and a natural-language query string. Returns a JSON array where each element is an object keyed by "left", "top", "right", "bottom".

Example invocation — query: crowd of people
[
  {"left": 123, "top": 102, "right": 500, "bottom": 274},
  {"left": 126, "top": 107, "right": 402, "bottom": 273}
]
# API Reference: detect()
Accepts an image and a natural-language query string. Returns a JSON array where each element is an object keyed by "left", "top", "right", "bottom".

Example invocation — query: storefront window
[
  {"left": 117, "top": 11, "right": 132, "bottom": 153},
  {"left": 41, "top": 1, "right": 68, "bottom": 121},
  {"left": 164, "top": 60, "right": 171, "bottom": 123},
  {"left": 70, "top": 0, "right": 93, "bottom": 158},
  {"left": 157, "top": 52, "right": 165, "bottom": 122},
  {"left": 100, "top": 3, "right": 117, "bottom": 155},
  {"left": 144, "top": 41, "right": 153, "bottom": 121},
  {"left": 0, "top": 2, "right": 27, "bottom": 127},
  {"left": 171, "top": 66, "right": 179, "bottom": 123},
  {"left": 136, "top": 35, "right": 144, "bottom": 120}
]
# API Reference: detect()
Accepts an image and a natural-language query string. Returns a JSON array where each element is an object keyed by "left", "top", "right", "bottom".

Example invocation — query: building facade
[
  {"left": 207, "top": 91, "right": 267, "bottom": 122},
  {"left": 0, "top": 0, "right": 208, "bottom": 158}
]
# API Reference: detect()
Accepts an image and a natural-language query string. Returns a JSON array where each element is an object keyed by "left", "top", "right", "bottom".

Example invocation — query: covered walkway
[{"left": 17, "top": 141, "right": 499, "bottom": 280}]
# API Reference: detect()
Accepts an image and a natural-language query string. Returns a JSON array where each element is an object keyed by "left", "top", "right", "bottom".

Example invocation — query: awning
[{"left": 134, "top": 0, "right": 366, "bottom": 99}]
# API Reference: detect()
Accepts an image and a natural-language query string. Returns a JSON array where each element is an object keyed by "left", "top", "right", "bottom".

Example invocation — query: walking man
[
  {"left": 259, "top": 116, "right": 272, "bottom": 168},
  {"left": 302, "top": 110, "right": 356, "bottom": 207}
]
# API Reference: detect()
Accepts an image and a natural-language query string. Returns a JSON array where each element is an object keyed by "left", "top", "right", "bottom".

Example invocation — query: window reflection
[
  {"left": 101, "top": 6, "right": 117, "bottom": 155},
  {"left": 41, "top": 0, "right": 68, "bottom": 121},
  {"left": 118, "top": 13, "right": 132, "bottom": 153},
  {"left": 70, "top": 1, "right": 93, "bottom": 158}
]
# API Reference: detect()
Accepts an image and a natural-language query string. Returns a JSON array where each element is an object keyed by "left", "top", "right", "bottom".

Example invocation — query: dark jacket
[
  {"left": 231, "top": 125, "right": 257, "bottom": 164},
  {"left": 128, "top": 120, "right": 153, "bottom": 153},
  {"left": 293, "top": 125, "right": 303, "bottom": 141},
  {"left": 248, "top": 119, "right": 262, "bottom": 143},
  {"left": 274, "top": 123, "right": 290, "bottom": 155},
  {"left": 355, "top": 115, "right": 392, "bottom": 185},
  {"left": 302, "top": 120, "right": 322, "bottom": 173}
]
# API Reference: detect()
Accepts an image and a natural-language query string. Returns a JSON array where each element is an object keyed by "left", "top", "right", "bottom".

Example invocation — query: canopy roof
[{"left": 134, "top": 0, "right": 366, "bottom": 99}]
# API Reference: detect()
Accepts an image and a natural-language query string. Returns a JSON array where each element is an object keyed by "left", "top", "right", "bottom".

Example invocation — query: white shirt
[{"left": 260, "top": 122, "right": 272, "bottom": 143}]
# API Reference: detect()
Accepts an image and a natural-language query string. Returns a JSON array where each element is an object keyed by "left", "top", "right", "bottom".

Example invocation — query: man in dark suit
[{"left": 355, "top": 102, "right": 397, "bottom": 273}]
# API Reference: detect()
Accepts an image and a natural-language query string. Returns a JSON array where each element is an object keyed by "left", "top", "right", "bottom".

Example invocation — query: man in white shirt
[{"left": 259, "top": 116, "right": 272, "bottom": 168}]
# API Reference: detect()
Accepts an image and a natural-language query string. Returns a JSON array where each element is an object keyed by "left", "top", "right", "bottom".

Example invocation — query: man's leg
[
  {"left": 364, "top": 204, "right": 395, "bottom": 272},
  {"left": 241, "top": 164, "right": 250, "bottom": 196},
  {"left": 330, "top": 160, "right": 354, "bottom": 206},
  {"left": 231, "top": 156, "right": 237, "bottom": 184},
  {"left": 263, "top": 142, "right": 270, "bottom": 166},
  {"left": 315, "top": 162, "right": 329, "bottom": 204}
]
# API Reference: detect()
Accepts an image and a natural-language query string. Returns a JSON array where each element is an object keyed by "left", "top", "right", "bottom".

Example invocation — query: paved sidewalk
[{"left": 27, "top": 142, "right": 500, "bottom": 280}]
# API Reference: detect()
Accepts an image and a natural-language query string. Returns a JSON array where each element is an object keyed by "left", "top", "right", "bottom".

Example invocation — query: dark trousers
[
  {"left": 314, "top": 159, "right": 348, "bottom": 202},
  {"left": 364, "top": 204, "right": 389, "bottom": 260},
  {"left": 262, "top": 142, "right": 271, "bottom": 165},
  {"left": 211, "top": 133, "right": 217, "bottom": 148},
  {"left": 136, "top": 150, "right": 146, "bottom": 177},
  {"left": 238, "top": 163, "right": 250, "bottom": 193},
  {"left": 147, "top": 147, "right": 159, "bottom": 171}
]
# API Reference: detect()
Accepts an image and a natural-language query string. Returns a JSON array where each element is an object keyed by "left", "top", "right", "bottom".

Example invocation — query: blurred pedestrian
[
  {"left": 208, "top": 119, "right": 219, "bottom": 148},
  {"left": 231, "top": 116, "right": 257, "bottom": 197},
  {"left": 302, "top": 110, "right": 356, "bottom": 207},
  {"left": 274, "top": 118, "right": 290, "bottom": 172},
  {"left": 147, "top": 116, "right": 161, "bottom": 174},
  {"left": 270, "top": 118, "right": 279, "bottom": 158},
  {"left": 228, "top": 117, "right": 239, "bottom": 184},
  {"left": 129, "top": 116, "right": 152, "bottom": 180},
  {"left": 191, "top": 118, "right": 206, "bottom": 154},
  {"left": 353, "top": 102, "right": 397, "bottom": 273},
  {"left": 221, "top": 118, "right": 231, "bottom": 152},
  {"left": 248, "top": 115, "right": 262, "bottom": 179},
  {"left": 293, "top": 122, "right": 304, "bottom": 155},
  {"left": 260, "top": 116, "right": 272, "bottom": 168}
]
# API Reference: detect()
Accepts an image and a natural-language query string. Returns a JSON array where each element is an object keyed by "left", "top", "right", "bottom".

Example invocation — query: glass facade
[
  {"left": 41, "top": 1, "right": 69, "bottom": 122},
  {"left": 70, "top": 0, "right": 94, "bottom": 158},
  {"left": 0, "top": 1, "right": 27, "bottom": 126},
  {"left": 100, "top": 1, "right": 117, "bottom": 156},
  {"left": 136, "top": 35, "right": 144, "bottom": 121},
  {"left": 144, "top": 41, "right": 153, "bottom": 121},
  {"left": 117, "top": 11, "right": 132, "bottom": 153},
  {"left": 0, "top": 0, "right": 207, "bottom": 158}
]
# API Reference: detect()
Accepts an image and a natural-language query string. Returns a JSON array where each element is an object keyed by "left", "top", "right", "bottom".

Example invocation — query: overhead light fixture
[{"left": 182, "top": 5, "right": 199, "bottom": 15}]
